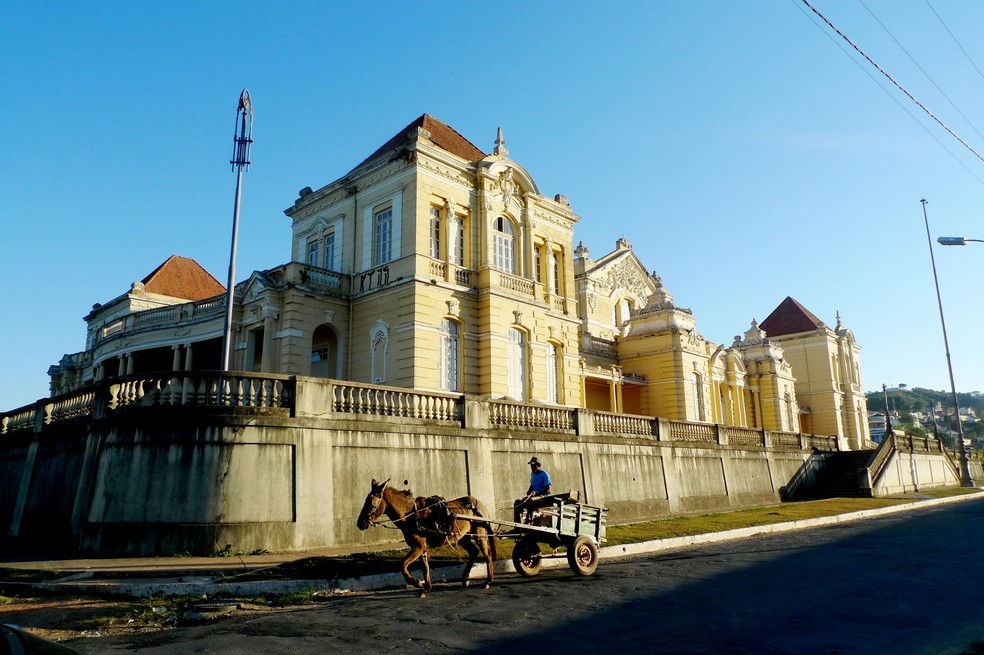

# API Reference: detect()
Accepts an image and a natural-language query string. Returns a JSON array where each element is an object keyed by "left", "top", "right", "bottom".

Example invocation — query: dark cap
[{"left": 528, "top": 457, "right": 540, "bottom": 465}]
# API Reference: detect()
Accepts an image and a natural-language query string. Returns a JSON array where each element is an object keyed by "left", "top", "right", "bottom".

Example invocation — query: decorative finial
[
  {"left": 494, "top": 127, "right": 508, "bottom": 156},
  {"left": 835, "top": 310, "right": 842, "bottom": 329}
]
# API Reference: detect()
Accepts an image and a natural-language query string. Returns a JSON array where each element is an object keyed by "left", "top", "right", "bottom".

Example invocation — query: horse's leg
[
  {"left": 401, "top": 543, "right": 425, "bottom": 589},
  {"left": 420, "top": 550, "right": 432, "bottom": 595},
  {"left": 479, "top": 526, "right": 495, "bottom": 589},
  {"left": 459, "top": 533, "right": 479, "bottom": 588}
]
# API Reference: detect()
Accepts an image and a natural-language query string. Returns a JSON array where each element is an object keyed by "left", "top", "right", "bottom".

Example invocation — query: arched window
[
  {"left": 440, "top": 319, "right": 460, "bottom": 392},
  {"left": 311, "top": 324, "right": 339, "bottom": 379},
  {"left": 546, "top": 342, "right": 560, "bottom": 404},
  {"left": 507, "top": 328, "right": 527, "bottom": 400},
  {"left": 492, "top": 217, "right": 516, "bottom": 274},
  {"left": 429, "top": 207, "right": 441, "bottom": 259}
]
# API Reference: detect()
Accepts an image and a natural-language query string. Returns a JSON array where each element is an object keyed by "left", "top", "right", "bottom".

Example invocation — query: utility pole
[
  {"left": 882, "top": 384, "right": 893, "bottom": 440},
  {"left": 220, "top": 89, "right": 253, "bottom": 373},
  {"left": 921, "top": 199, "right": 974, "bottom": 486}
]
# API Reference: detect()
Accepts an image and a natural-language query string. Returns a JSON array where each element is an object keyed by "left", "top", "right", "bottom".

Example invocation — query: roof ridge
[{"left": 351, "top": 114, "right": 486, "bottom": 172}]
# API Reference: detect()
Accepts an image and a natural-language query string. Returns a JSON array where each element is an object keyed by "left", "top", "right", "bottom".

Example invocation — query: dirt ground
[{"left": 0, "top": 593, "right": 281, "bottom": 645}]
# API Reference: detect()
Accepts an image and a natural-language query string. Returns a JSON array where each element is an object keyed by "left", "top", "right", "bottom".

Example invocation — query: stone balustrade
[
  {"left": 594, "top": 411, "right": 654, "bottom": 436},
  {"left": 668, "top": 420, "right": 717, "bottom": 443},
  {"left": 2, "top": 374, "right": 846, "bottom": 455},
  {"left": 487, "top": 400, "right": 575, "bottom": 430},
  {"left": 330, "top": 380, "right": 459, "bottom": 421},
  {"left": 727, "top": 426, "right": 766, "bottom": 447}
]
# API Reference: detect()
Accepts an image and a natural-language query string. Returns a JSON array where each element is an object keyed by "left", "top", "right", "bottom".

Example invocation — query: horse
[{"left": 356, "top": 478, "right": 497, "bottom": 595}]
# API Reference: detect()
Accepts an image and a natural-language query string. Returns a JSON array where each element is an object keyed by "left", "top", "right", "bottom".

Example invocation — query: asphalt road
[{"left": 69, "top": 497, "right": 984, "bottom": 655}]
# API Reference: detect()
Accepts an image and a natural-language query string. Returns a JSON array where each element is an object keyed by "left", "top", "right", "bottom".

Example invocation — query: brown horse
[{"left": 356, "top": 478, "right": 497, "bottom": 595}]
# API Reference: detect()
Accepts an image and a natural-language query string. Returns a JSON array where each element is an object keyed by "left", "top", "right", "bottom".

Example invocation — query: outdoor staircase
[{"left": 806, "top": 450, "right": 875, "bottom": 498}]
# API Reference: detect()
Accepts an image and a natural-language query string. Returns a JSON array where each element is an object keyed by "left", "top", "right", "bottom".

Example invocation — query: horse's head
[{"left": 356, "top": 478, "right": 391, "bottom": 530}]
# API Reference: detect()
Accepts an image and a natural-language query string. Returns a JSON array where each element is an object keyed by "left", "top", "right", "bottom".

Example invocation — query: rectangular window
[
  {"left": 429, "top": 207, "right": 441, "bottom": 259},
  {"left": 534, "top": 245, "right": 543, "bottom": 284},
  {"left": 307, "top": 239, "right": 319, "bottom": 268},
  {"left": 440, "top": 320, "right": 460, "bottom": 391},
  {"left": 507, "top": 328, "right": 527, "bottom": 401},
  {"left": 374, "top": 208, "right": 393, "bottom": 265},
  {"left": 552, "top": 250, "right": 562, "bottom": 294},
  {"left": 324, "top": 231, "right": 336, "bottom": 271},
  {"left": 450, "top": 214, "right": 464, "bottom": 266}
]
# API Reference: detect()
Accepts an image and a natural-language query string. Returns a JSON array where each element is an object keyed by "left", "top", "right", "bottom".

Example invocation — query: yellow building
[
  {"left": 47, "top": 115, "right": 868, "bottom": 444},
  {"left": 759, "top": 297, "right": 870, "bottom": 448}
]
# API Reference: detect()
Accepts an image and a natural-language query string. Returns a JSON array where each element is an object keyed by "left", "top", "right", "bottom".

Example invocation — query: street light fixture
[
  {"left": 938, "top": 236, "right": 984, "bottom": 246},
  {"left": 921, "top": 200, "right": 975, "bottom": 487}
]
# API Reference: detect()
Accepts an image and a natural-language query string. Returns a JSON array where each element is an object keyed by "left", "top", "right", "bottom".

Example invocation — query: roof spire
[{"left": 494, "top": 126, "right": 508, "bottom": 156}]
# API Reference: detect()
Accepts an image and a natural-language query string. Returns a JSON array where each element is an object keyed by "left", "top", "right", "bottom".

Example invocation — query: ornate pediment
[{"left": 605, "top": 256, "right": 651, "bottom": 299}]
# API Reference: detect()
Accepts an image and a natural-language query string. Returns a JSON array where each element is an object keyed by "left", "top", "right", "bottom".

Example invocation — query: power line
[
  {"left": 791, "top": 0, "right": 984, "bottom": 186},
  {"left": 800, "top": 0, "right": 984, "bottom": 166},
  {"left": 858, "top": 0, "right": 984, "bottom": 145},
  {"left": 924, "top": 0, "right": 984, "bottom": 86}
]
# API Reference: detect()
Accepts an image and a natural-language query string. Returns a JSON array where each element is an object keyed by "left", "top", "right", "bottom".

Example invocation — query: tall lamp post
[
  {"left": 221, "top": 89, "right": 253, "bottom": 373},
  {"left": 921, "top": 199, "right": 975, "bottom": 487}
]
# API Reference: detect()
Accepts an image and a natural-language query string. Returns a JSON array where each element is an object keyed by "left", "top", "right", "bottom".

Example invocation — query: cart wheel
[
  {"left": 512, "top": 538, "right": 542, "bottom": 577},
  {"left": 566, "top": 536, "right": 599, "bottom": 576}
]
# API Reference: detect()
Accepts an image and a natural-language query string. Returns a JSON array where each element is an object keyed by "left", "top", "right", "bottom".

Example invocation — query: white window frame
[
  {"left": 374, "top": 207, "right": 393, "bottom": 266},
  {"left": 429, "top": 207, "right": 441, "bottom": 259},
  {"left": 307, "top": 239, "right": 319, "bottom": 268},
  {"left": 361, "top": 192, "right": 402, "bottom": 271},
  {"left": 324, "top": 230, "right": 336, "bottom": 271},
  {"left": 492, "top": 216, "right": 516, "bottom": 274},
  {"left": 450, "top": 213, "right": 464, "bottom": 266},
  {"left": 440, "top": 319, "right": 460, "bottom": 392},
  {"left": 546, "top": 342, "right": 560, "bottom": 404},
  {"left": 507, "top": 328, "right": 527, "bottom": 401}
]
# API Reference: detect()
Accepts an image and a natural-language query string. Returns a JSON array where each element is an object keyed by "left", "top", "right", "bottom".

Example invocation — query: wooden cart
[{"left": 496, "top": 493, "right": 607, "bottom": 577}]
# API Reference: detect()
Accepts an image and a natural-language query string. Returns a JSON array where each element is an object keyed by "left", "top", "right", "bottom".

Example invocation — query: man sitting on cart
[{"left": 513, "top": 456, "right": 552, "bottom": 524}]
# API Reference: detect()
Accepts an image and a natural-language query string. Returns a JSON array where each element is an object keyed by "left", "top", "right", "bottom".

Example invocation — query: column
[
  {"left": 261, "top": 311, "right": 277, "bottom": 373},
  {"left": 172, "top": 345, "right": 182, "bottom": 372},
  {"left": 125, "top": 353, "right": 135, "bottom": 375},
  {"left": 183, "top": 343, "right": 194, "bottom": 371}
]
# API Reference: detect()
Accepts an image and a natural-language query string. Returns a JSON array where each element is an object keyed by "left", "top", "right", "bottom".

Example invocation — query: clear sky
[{"left": 2, "top": 1, "right": 983, "bottom": 411}]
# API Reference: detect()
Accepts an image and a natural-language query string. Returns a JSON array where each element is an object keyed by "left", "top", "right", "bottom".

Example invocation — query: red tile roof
[
  {"left": 759, "top": 297, "right": 825, "bottom": 337},
  {"left": 140, "top": 255, "right": 226, "bottom": 301},
  {"left": 353, "top": 114, "right": 486, "bottom": 170}
]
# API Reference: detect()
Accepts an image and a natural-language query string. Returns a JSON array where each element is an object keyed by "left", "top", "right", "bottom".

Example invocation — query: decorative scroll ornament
[{"left": 446, "top": 299, "right": 460, "bottom": 316}]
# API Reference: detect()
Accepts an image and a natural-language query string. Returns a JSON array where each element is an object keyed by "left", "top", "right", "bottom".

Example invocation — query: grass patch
[
  {"left": 0, "top": 567, "right": 65, "bottom": 583},
  {"left": 79, "top": 594, "right": 189, "bottom": 632},
  {"left": 603, "top": 497, "right": 911, "bottom": 545}
]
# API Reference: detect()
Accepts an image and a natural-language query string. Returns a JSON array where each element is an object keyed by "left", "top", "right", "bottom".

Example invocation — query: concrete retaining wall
[{"left": 0, "top": 375, "right": 967, "bottom": 557}]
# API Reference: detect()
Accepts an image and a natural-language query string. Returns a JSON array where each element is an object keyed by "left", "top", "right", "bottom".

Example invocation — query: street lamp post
[
  {"left": 921, "top": 199, "right": 975, "bottom": 487},
  {"left": 221, "top": 89, "right": 253, "bottom": 373}
]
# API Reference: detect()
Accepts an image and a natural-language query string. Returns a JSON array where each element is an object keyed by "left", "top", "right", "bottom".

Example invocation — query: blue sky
[{"left": 2, "top": 1, "right": 983, "bottom": 410}]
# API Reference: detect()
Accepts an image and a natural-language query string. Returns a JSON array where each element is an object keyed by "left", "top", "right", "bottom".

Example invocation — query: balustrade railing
[
  {"left": 867, "top": 436, "right": 895, "bottom": 485},
  {"left": 133, "top": 306, "right": 180, "bottom": 326},
  {"left": 47, "top": 389, "right": 95, "bottom": 423},
  {"left": 806, "top": 434, "right": 838, "bottom": 451},
  {"left": 454, "top": 268, "right": 471, "bottom": 286},
  {"left": 488, "top": 400, "right": 575, "bottom": 430},
  {"left": 1, "top": 406, "right": 37, "bottom": 434},
  {"left": 331, "top": 381, "right": 459, "bottom": 421},
  {"left": 594, "top": 411, "right": 654, "bottom": 436},
  {"left": 771, "top": 431, "right": 802, "bottom": 448},
  {"left": 668, "top": 420, "right": 716, "bottom": 443},
  {"left": 727, "top": 426, "right": 765, "bottom": 447},
  {"left": 429, "top": 261, "right": 447, "bottom": 279},
  {"left": 497, "top": 273, "right": 535, "bottom": 297}
]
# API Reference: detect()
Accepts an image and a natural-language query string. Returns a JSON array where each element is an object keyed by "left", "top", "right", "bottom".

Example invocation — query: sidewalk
[{"left": 3, "top": 492, "right": 981, "bottom": 599}]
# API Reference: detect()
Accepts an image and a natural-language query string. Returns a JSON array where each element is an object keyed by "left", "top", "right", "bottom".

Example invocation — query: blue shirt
[{"left": 530, "top": 469, "right": 551, "bottom": 494}]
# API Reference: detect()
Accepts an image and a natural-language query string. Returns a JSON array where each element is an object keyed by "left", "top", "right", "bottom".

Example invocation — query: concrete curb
[{"left": 39, "top": 493, "right": 982, "bottom": 598}]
